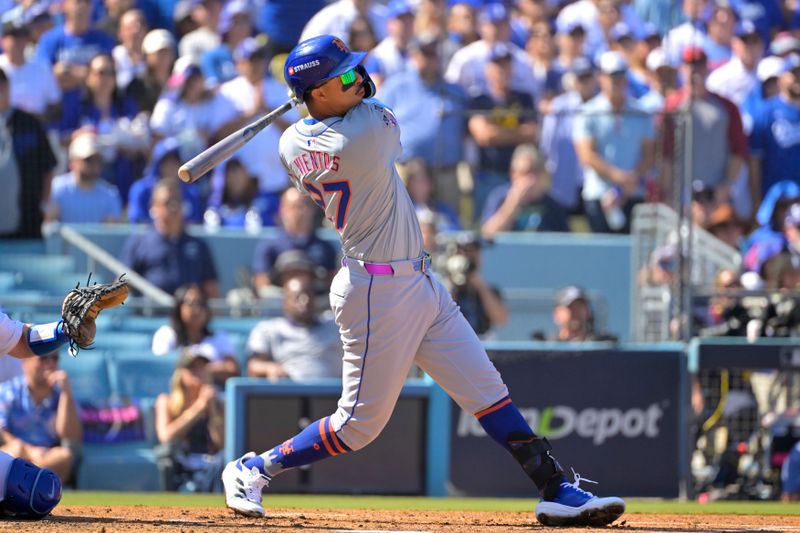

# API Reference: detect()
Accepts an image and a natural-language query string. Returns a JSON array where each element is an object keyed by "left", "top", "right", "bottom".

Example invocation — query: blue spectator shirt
[
  {"left": 481, "top": 185, "right": 570, "bottom": 232},
  {"left": 127, "top": 175, "right": 205, "bottom": 224},
  {"left": 540, "top": 91, "right": 589, "bottom": 210},
  {"left": 0, "top": 375, "right": 60, "bottom": 448},
  {"left": 750, "top": 96, "right": 800, "bottom": 195},
  {"left": 59, "top": 94, "right": 143, "bottom": 203},
  {"left": 634, "top": 0, "right": 684, "bottom": 35},
  {"left": 704, "top": 40, "right": 733, "bottom": 71},
  {"left": 730, "top": 0, "right": 783, "bottom": 43},
  {"left": 209, "top": 193, "right": 281, "bottom": 229},
  {"left": 50, "top": 172, "right": 123, "bottom": 223},
  {"left": 258, "top": 0, "right": 326, "bottom": 49},
  {"left": 379, "top": 69, "right": 467, "bottom": 167},
  {"left": 120, "top": 228, "right": 218, "bottom": 296},
  {"left": 572, "top": 93, "right": 655, "bottom": 201},
  {"left": 36, "top": 26, "right": 116, "bottom": 129},
  {"left": 36, "top": 26, "right": 116, "bottom": 67},
  {"left": 252, "top": 229, "right": 338, "bottom": 277}
]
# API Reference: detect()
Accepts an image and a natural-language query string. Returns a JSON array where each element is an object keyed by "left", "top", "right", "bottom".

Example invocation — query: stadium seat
[
  {"left": 2, "top": 239, "right": 45, "bottom": 254},
  {"left": 109, "top": 353, "right": 178, "bottom": 399},
  {"left": 77, "top": 444, "right": 161, "bottom": 491},
  {"left": 59, "top": 350, "right": 112, "bottom": 401},
  {"left": 0, "top": 272, "right": 18, "bottom": 294},
  {"left": 91, "top": 331, "right": 153, "bottom": 352},
  {"left": 113, "top": 316, "right": 169, "bottom": 334}
]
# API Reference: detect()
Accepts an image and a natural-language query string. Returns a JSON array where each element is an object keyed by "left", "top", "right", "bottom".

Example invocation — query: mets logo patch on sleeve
[{"left": 381, "top": 108, "right": 398, "bottom": 128}]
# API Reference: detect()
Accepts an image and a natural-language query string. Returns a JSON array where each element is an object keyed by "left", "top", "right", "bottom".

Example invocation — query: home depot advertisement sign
[{"left": 450, "top": 348, "right": 683, "bottom": 497}]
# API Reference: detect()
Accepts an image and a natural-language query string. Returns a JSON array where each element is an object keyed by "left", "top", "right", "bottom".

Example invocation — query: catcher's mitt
[{"left": 61, "top": 274, "right": 129, "bottom": 355}]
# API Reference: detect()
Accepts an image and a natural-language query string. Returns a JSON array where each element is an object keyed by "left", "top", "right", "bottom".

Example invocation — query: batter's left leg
[{"left": 415, "top": 274, "right": 625, "bottom": 527}]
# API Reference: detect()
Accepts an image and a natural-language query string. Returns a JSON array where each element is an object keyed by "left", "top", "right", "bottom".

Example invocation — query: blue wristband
[{"left": 27, "top": 321, "right": 69, "bottom": 356}]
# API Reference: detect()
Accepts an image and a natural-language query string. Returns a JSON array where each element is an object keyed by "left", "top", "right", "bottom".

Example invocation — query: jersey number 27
[{"left": 303, "top": 181, "right": 351, "bottom": 231}]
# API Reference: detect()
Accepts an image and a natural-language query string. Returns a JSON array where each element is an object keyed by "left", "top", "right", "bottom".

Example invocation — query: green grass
[{"left": 60, "top": 492, "right": 800, "bottom": 515}]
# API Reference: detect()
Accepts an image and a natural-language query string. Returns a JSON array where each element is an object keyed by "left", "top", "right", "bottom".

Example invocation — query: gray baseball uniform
[{"left": 279, "top": 99, "right": 507, "bottom": 451}]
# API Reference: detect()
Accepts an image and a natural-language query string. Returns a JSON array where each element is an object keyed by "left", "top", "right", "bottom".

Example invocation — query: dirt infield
[{"left": 1, "top": 507, "right": 800, "bottom": 532}]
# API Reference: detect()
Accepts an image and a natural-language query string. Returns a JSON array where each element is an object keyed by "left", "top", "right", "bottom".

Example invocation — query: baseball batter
[{"left": 222, "top": 35, "right": 625, "bottom": 527}]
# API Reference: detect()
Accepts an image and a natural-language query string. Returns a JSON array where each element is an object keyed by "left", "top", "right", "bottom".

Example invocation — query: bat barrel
[
  {"left": 178, "top": 141, "right": 241, "bottom": 183},
  {"left": 177, "top": 98, "right": 297, "bottom": 184}
]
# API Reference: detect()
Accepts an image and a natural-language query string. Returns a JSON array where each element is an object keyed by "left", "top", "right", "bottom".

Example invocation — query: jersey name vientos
[{"left": 279, "top": 99, "right": 423, "bottom": 263}]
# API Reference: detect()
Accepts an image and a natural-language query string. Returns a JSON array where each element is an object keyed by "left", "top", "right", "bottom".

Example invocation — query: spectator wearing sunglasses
[
  {"left": 152, "top": 284, "right": 239, "bottom": 386},
  {"left": 59, "top": 52, "right": 148, "bottom": 203}
]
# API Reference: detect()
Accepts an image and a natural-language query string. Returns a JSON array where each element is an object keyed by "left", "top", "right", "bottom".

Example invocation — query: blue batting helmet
[{"left": 284, "top": 35, "right": 366, "bottom": 102}]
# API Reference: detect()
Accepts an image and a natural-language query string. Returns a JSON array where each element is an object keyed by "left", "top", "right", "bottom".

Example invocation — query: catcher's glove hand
[{"left": 61, "top": 274, "right": 129, "bottom": 355}]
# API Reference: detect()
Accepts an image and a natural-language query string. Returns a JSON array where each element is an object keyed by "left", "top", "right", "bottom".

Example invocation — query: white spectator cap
[
  {"left": 171, "top": 54, "right": 197, "bottom": 76},
  {"left": 142, "top": 29, "right": 175, "bottom": 55},
  {"left": 598, "top": 50, "right": 628, "bottom": 75},
  {"left": 770, "top": 32, "right": 800, "bottom": 56},
  {"left": 646, "top": 47, "right": 673, "bottom": 71},
  {"left": 69, "top": 132, "right": 100, "bottom": 160},
  {"left": 757, "top": 55, "right": 786, "bottom": 81}
]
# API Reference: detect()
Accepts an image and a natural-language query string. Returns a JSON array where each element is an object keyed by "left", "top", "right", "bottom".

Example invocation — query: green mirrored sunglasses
[{"left": 339, "top": 68, "right": 357, "bottom": 86}]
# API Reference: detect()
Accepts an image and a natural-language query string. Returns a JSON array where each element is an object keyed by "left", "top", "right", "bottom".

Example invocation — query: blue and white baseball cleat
[
  {"left": 222, "top": 452, "right": 270, "bottom": 517},
  {"left": 535, "top": 469, "right": 625, "bottom": 527}
]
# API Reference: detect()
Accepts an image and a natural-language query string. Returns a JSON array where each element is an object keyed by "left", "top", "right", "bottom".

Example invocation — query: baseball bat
[{"left": 177, "top": 98, "right": 298, "bottom": 184}]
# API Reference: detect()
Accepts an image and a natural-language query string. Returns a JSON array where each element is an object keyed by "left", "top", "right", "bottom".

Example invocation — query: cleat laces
[
  {"left": 242, "top": 464, "right": 270, "bottom": 502},
  {"left": 566, "top": 467, "right": 598, "bottom": 497}
]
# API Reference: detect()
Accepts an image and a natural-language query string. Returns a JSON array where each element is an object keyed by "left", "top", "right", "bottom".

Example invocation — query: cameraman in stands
[
  {"left": 701, "top": 268, "right": 752, "bottom": 337},
  {"left": 440, "top": 232, "right": 508, "bottom": 339}
]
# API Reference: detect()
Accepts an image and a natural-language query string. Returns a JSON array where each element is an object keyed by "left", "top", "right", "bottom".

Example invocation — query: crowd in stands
[
  {"left": 5, "top": 0, "right": 800, "bottom": 496},
  {"left": 0, "top": 0, "right": 800, "bottom": 280},
  {"left": 0, "top": 0, "right": 796, "bottom": 235}
]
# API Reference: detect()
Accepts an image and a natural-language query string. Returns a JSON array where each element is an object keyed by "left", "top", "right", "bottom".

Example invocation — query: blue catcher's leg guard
[{"left": 0, "top": 458, "right": 62, "bottom": 519}]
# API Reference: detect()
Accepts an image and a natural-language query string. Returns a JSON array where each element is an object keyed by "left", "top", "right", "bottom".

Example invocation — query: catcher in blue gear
[{"left": 0, "top": 276, "right": 128, "bottom": 518}]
